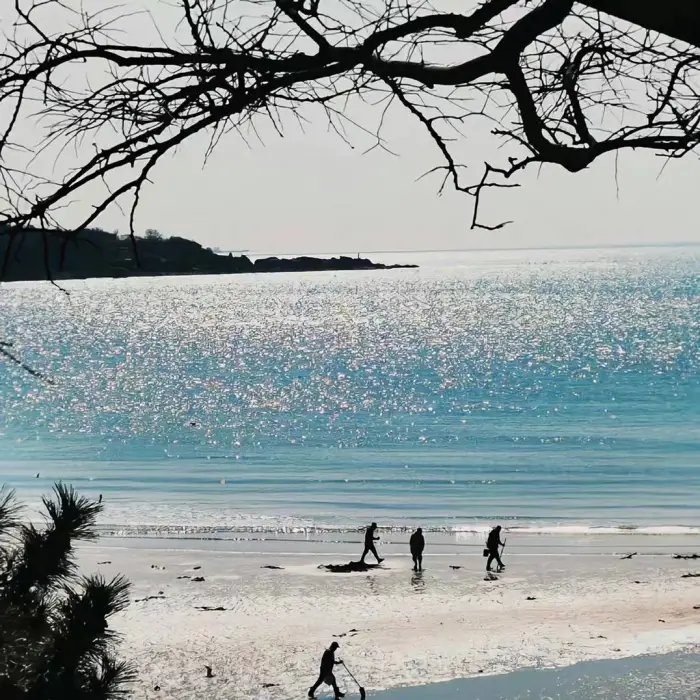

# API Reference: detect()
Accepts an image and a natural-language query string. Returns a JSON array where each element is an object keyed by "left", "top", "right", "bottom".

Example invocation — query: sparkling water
[
  {"left": 1, "top": 246, "right": 699, "bottom": 536},
  {"left": 376, "top": 652, "right": 700, "bottom": 699}
]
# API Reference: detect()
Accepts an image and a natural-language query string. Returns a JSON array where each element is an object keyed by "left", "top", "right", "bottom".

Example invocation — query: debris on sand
[
  {"left": 526, "top": 596, "right": 537, "bottom": 601},
  {"left": 484, "top": 572, "right": 499, "bottom": 581},
  {"left": 449, "top": 565, "right": 462, "bottom": 570},
  {"left": 205, "top": 665, "right": 214, "bottom": 678},
  {"left": 261, "top": 565, "right": 284, "bottom": 570},
  {"left": 682, "top": 573, "right": 700, "bottom": 578},
  {"left": 177, "top": 575, "right": 191, "bottom": 579},
  {"left": 192, "top": 565, "right": 202, "bottom": 570},
  {"left": 135, "top": 595, "right": 167, "bottom": 602},
  {"left": 319, "top": 561, "right": 381, "bottom": 573},
  {"left": 262, "top": 683, "right": 279, "bottom": 688},
  {"left": 150, "top": 565, "right": 166, "bottom": 570},
  {"left": 333, "top": 628, "right": 360, "bottom": 638},
  {"left": 195, "top": 606, "right": 226, "bottom": 611},
  {"left": 191, "top": 576, "right": 206, "bottom": 582},
  {"left": 97, "top": 561, "right": 112, "bottom": 565},
  {"left": 620, "top": 553, "right": 637, "bottom": 560},
  {"left": 674, "top": 554, "right": 700, "bottom": 560}
]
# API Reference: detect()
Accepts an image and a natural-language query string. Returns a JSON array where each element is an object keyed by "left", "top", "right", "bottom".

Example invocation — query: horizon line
[{"left": 215, "top": 240, "right": 700, "bottom": 257}]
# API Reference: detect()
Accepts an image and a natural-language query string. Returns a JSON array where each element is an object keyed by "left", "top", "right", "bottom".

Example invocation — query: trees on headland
[
  {"left": 0, "top": 227, "right": 416, "bottom": 281},
  {"left": 0, "top": 227, "right": 233, "bottom": 281},
  {"left": 0, "top": 483, "right": 133, "bottom": 699},
  {"left": 0, "top": 0, "right": 697, "bottom": 242}
]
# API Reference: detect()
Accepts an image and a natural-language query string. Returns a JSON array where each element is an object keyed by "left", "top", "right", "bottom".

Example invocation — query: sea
[
  {"left": 377, "top": 652, "right": 700, "bottom": 700},
  {"left": 1, "top": 245, "right": 699, "bottom": 538}
]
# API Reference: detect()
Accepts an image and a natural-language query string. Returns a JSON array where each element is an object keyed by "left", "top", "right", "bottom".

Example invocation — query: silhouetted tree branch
[
  {"left": 0, "top": 0, "right": 698, "bottom": 240},
  {"left": 0, "top": 340, "right": 54, "bottom": 383}
]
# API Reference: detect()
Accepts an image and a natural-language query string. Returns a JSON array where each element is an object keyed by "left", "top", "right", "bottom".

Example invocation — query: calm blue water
[
  {"left": 376, "top": 652, "right": 700, "bottom": 699},
  {"left": 1, "top": 246, "right": 699, "bottom": 535}
]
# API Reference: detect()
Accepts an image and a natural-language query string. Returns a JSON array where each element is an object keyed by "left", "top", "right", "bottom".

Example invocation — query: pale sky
[
  {"left": 134, "top": 124, "right": 699, "bottom": 255},
  {"left": 6, "top": 1, "right": 700, "bottom": 255}
]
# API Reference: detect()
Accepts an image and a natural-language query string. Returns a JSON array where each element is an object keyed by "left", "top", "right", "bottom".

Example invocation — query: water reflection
[{"left": 410, "top": 571, "right": 425, "bottom": 593}]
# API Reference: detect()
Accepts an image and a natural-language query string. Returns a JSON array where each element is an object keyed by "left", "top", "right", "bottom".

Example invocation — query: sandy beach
[{"left": 77, "top": 533, "right": 700, "bottom": 699}]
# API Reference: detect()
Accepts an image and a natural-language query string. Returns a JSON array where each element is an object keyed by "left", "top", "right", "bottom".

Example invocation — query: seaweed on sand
[{"left": 319, "top": 561, "right": 381, "bottom": 573}]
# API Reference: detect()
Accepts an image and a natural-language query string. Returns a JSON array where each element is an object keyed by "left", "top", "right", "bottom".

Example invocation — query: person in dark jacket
[
  {"left": 360, "top": 522, "right": 383, "bottom": 564},
  {"left": 409, "top": 528, "right": 425, "bottom": 571},
  {"left": 308, "top": 641, "right": 345, "bottom": 698},
  {"left": 486, "top": 525, "right": 505, "bottom": 572}
]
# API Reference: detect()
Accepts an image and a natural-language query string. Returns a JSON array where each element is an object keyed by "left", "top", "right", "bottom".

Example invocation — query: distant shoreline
[
  {"left": 239, "top": 240, "right": 700, "bottom": 258},
  {"left": 42, "top": 254, "right": 417, "bottom": 282},
  {"left": 0, "top": 228, "right": 417, "bottom": 282}
]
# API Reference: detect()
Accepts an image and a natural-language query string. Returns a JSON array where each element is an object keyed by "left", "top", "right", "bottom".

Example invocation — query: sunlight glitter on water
[{"left": 1, "top": 247, "right": 699, "bottom": 533}]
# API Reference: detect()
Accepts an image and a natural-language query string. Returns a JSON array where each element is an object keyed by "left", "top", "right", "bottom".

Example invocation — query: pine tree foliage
[{"left": 0, "top": 484, "right": 134, "bottom": 700}]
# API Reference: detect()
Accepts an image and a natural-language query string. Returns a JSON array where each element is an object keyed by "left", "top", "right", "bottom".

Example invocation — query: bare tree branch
[
  {"left": 0, "top": 341, "right": 54, "bottom": 383},
  {"left": 0, "top": 0, "right": 698, "bottom": 242}
]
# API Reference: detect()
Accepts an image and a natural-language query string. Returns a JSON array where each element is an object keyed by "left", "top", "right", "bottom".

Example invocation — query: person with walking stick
[
  {"left": 309, "top": 642, "right": 345, "bottom": 699},
  {"left": 485, "top": 525, "right": 506, "bottom": 572}
]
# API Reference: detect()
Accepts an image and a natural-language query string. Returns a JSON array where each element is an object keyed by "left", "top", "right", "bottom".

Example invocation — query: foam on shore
[{"left": 93, "top": 519, "right": 700, "bottom": 539}]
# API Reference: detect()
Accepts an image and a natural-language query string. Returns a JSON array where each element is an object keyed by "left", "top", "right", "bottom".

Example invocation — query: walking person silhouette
[
  {"left": 308, "top": 642, "right": 345, "bottom": 699},
  {"left": 360, "top": 522, "right": 383, "bottom": 564},
  {"left": 409, "top": 528, "right": 425, "bottom": 571},
  {"left": 486, "top": 525, "right": 505, "bottom": 572}
]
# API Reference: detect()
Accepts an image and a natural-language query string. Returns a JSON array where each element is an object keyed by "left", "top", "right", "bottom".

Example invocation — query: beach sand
[{"left": 77, "top": 533, "right": 700, "bottom": 699}]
